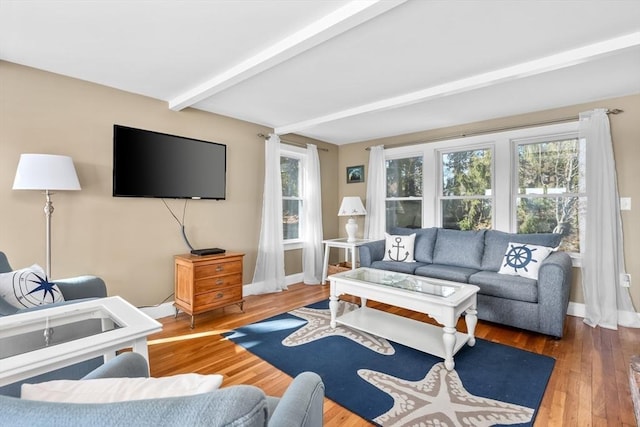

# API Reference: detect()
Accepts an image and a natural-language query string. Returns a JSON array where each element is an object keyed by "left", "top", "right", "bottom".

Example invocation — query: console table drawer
[
  {"left": 194, "top": 260, "right": 242, "bottom": 280},
  {"left": 194, "top": 286, "right": 242, "bottom": 309},
  {"left": 195, "top": 273, "right": 242, "bottom": 294}
]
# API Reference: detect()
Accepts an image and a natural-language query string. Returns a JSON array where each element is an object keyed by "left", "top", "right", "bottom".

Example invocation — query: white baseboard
[
  {"left": 566, "top": 301, "right": 640, "bottom": 322},
  {"left": 139, "top": 302, "right": 175, "bottom": 320},
  {"left": 140, "top": 273, "right": 308, "bottom": 319},
  {"left": 567, "top": 301, "right": 586, "bottom": 318}
]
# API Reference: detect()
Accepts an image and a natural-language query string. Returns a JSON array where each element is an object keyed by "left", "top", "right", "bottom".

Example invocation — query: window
[
  {"left": 385, "top": 155, "right": 423, "bottom": 230},
  {"left": 281, "top": 154, "right": 302, "bottom": 242},
  {"left": 439, "top": 147, "right": 493, "bottom": 230},
  {"left": 380, "top": 121, "right": 583, "bottom": 263},
  {"left": 514, "top": 135, "right": 584, "bottom": 252}
]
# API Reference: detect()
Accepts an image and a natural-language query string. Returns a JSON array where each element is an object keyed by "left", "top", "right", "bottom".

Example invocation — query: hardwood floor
[{"left": 147, "top": 283, "right": 640, "bottom": 426}]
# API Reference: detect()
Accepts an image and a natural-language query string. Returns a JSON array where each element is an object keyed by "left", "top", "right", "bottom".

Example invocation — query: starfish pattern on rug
[
  {"left": 283, "top": 302, "right": 395, "bottom": 355},
  {"left": 359, "top": 363, "right": 534, "bottom": 427}
]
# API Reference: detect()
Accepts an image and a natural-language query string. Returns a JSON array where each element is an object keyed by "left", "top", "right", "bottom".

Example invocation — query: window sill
[
  {"left": 284, "top": 240, "right": 303, "bottom": 251},
  {"left": 570, "top": 253, "right": 582, "bottom": 268}
]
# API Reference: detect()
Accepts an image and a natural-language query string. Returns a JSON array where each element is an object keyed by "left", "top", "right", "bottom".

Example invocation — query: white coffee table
[
  {"left": 0, "top": 296, "right": 162, "bottom": 387},
  {"left": 329, "top": 267, "right": 479, "bottom": 370}
]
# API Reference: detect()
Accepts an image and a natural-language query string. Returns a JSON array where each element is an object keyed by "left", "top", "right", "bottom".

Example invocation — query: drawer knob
[
  {"left": 216, "top": 266, "right": 224, "bottom": 272},
  {"left": 216, "top": 292, "right": 224, "bottom": 299},
  {"left": 216, "top": 279, "right": 224, "bottom": 285}
]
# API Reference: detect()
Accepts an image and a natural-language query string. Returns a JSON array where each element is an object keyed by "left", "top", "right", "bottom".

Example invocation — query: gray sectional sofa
[{"left": 359, "top": 227, "right": 573, "bottom": 338}]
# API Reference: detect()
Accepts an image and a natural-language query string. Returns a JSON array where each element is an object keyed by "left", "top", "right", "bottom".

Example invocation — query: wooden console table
[{"left": 174, "top": 252, "right": 245, "bottom": 328}]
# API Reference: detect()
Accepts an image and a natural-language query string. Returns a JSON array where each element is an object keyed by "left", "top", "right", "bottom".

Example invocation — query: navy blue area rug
[{"left": 224, "top": 300, "right": 554, "bottom": 427}]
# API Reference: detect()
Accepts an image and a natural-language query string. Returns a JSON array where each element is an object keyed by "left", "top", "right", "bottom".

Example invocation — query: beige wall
[
  {"left": 2, "top": 60, "right": 638, "bottom": 311},
  {"left": 338, "top": 93, "right": 640, "bottom": 310},
  {"left": 0, "top": 61, "right": 339, "bottom": 306}
]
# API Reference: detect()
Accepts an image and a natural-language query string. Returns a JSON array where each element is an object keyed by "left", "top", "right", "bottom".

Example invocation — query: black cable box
[{"left": 191, "top": 248, "right": 225, "bottom": 256}]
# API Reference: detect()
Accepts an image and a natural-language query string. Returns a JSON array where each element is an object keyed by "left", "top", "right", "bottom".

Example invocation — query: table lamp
[
  {"left": 13, "top": 154, "right": 81, "bottom": 278},
  {"left": 338, "top": 196, "right": 367, "bottom": 242}
]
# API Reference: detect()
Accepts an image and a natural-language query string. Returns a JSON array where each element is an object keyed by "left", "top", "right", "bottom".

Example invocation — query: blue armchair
[
  {"left": 0, "top": 251, "right": 107, "bottom": 316},
  {"left": 1, "top": 352, "right": 325, "bottom": 427},
  {"left": 0, "top": 251, "right": 108, "bottom": 397}
]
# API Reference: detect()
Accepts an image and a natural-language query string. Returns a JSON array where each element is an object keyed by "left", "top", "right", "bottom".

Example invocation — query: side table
[{"left": 322, "top": 238, "right": 374, "bottom": 284}]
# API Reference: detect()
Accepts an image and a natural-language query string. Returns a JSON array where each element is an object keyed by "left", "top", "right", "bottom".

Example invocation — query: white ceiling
[{"left": 1, "top": 0, "right": 639, "bottom": 145}]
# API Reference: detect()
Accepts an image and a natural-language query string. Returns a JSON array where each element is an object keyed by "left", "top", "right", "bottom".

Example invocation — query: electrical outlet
[
  {"left": 620, "top": 197, "right": 632, "bottom": 211},
  {"left": 621, "top": 273, "right": 631, "bottom": 287}
]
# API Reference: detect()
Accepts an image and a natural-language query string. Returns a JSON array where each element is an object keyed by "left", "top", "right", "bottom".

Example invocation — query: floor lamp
[{"left": 13, "top": 154, "right": 81, "bottom": 278}]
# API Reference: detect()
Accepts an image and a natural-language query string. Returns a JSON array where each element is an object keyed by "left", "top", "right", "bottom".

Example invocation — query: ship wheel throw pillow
[
  {"left": 382, "top": 233, "right": 416, "bottom": 263},
  {"left": 0, "top": 264, "right": 64, "bottom": 309},
  {"left": 498, "top": 242, "right": 554, "bottom": 280}
]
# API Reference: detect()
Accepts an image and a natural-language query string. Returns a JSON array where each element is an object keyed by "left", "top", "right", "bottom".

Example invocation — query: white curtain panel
[
  {"left": 302, "top": 144, "right": 324, "bottom": 285},
  {"left": 364, "top": 145, "right": 386, "bottom": 240},
  {"left": 580, "top": 109, "right": 640, "bottom": 329},
  {"left": 251, "top": 134, "right": 287, "bottom": 294}
]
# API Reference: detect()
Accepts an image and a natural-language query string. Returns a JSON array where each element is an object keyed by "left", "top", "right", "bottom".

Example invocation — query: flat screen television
[{"left": 113, "top": 125, "right": 226, "bottom": 200}]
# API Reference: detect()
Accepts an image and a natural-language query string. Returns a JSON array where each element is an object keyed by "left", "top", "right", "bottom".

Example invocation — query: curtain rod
[
  {"left": 365, "top": 108, "right": 624, "bottom": 150},
  {"left": 257, "top": 133, "right": 329, "bottom": 152}
]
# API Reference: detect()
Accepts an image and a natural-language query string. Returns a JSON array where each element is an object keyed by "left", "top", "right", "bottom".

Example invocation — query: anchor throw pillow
[
  {"left": 382, "top": 233, "right": 416, "bottom": 263},
  {"left": 0, "top": 264, "right": 64, "bottom": 309},
  {"left": 498, "top": 242, "right": 554, "bottom": 280}
]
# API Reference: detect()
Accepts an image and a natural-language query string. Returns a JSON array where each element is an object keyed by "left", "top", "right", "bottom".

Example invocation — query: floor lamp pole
[{"left": 44, "top": 190, "right": 54, "bottom": 279}]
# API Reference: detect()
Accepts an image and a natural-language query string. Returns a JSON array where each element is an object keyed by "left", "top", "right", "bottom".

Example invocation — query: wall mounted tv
[{"left": 113, "top": 125, "right": 226, "bottom": 200}]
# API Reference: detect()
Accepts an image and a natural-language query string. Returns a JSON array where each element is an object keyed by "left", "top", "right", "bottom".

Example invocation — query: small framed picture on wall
[{"left": 346, "top": 165, "right": 364, "bottom": 184}]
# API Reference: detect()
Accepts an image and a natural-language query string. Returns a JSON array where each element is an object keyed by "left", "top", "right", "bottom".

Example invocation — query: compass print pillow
[
  {"left": 498, "top": 242, "right": 554, "bottom": 280},
  {"left": 0, "top": 264, "right": 64, "bottom": 309}
]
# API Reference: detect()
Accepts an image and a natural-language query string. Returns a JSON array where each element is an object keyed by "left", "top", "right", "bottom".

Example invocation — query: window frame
[
  {"left": 436, "top": 143, "right": 496, "bottom": 230},
  {"left": 384, "top": 149, "right": 425, "bottom": 231},
  {"left": 280, "top": 145, "right": 306, "bottom": 250},
  {"left": 511, "top": 131, "right": 583, "bottom": 256}
]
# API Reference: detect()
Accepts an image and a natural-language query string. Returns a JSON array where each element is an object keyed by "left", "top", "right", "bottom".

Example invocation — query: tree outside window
[
  {"left": 440, "top": 148, "right": 493, "bottom": 230},
  {"left": 385, "top": 156, "right": 423, "bottom": 230},
  {"left": 516, "top": 137, "right": 584, "bottom": 252}
]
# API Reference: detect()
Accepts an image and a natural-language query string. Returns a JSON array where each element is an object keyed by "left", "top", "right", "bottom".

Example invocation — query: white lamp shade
[
  {"left": 338, "top": 196, "right": 366, "bottom": 216},
  {"left": 13, "top": 154, "right": 81, "bottom": 191}
]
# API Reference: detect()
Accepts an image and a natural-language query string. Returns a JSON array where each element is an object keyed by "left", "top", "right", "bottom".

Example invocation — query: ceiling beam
[
  {"left": 275, "top": 31, "right": 640, "bottom": 136},
  {"left": 168, "top": 0, "right": 407, "bottom": 111}
]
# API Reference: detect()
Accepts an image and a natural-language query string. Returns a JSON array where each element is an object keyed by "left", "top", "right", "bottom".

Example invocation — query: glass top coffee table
[
  {"left": 0, "top": 296, "right": 162, "bottom": 387},
  {"left": 328, "top": 267, "right": 479, "bottom": 370}
]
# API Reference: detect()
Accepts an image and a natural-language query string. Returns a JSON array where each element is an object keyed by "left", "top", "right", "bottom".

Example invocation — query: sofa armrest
[
  {"left": 82, "top": 352, "right": 149, "bottom": 380},
  {"left": 55, "top": 276, "right": 107, "bottom": 300},
  {"left": 537, "top": 251, "right": 573, "bottom": 338},
  {"left": 0, "top": 276, "right": 107, "bottom": 317},
  {"left": 0, "top": 297, "right": 19, "bottom": 316},
  {"left": 267, "top": 372, "right": 324, "bottom": 427},
  {"left": 358, "top": 240, "right": 385, "bottom": 267}
]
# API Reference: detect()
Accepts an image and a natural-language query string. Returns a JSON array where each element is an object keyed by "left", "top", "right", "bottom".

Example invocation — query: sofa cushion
[
  {"left": 390, "top": 227, "right": 438, "bottom": 263},
  {"left": 469, "top": 271, "right": 538, "bottom": 303},
  {"left": 370, "top": 261, "right": 427, "bottom": 275},
  {"left": 21, "top": 373, "right": 224, "bottom": 403},
  {"left": 414, "top": 264, "right": 479, "bottom": 283},
  {"left": 482, "top": 230, "right": 562, "bottom": 272},
  {"left": 382, "top": 233, "right": 415, "bottom": 262},
  {"left": 0, "top": 264, "right": 64, "bottom": 309},
  {"left": 432, "top": 229, "right": 486, "bottom": 269},
  {"left": 498, "top": 242, "right": 554, "bottom": 280}
]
